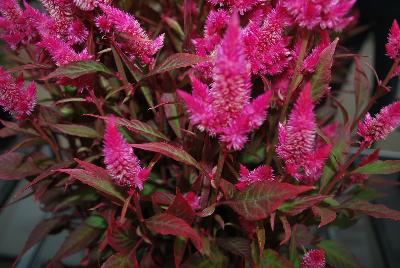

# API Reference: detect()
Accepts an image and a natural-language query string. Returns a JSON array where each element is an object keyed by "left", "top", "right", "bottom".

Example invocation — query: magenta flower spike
[
  {"left": 39, "top": 0, "right": 74, "bottom": 37},
  {"left": 207, "top": 0, "right": 262, "bottom": 14},
  {"left": 243, "top": 4, "right": 291, "bottom": 75},
  {"left": 358, "top": 102, "right": 400, "bottom": 147},
  {"left": 236, "top": 165, "right": 275, "bottom": 190},
  {"left": 0, "top": 67, "right": 36, "bottom": 120},
  {"left": 96, "top": 4, "right": 164, "bottom": 65},
  {"left": 276, "top": 83, "right": 331, "bottom": 184},
  {"left": 284, "top": 0, "right": 355, "bottom": 31},
  {"left": 386, "top": 20, "right": 400, "bottom": 60},
  {"left": 179, "top": 13, "right": 272, "bottom": 151},
  {"left": 73, "top": 0, "right": 111, "bottom": 11},
  {"left": 301, "top": 249, "right": 326, "bottom": 268},
  {"left": 103, "top": 117, "right": 150, "bottom": 191}
]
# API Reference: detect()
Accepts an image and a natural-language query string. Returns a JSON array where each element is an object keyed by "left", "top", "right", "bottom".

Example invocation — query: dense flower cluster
[
  {"left": 301, "top": 249, "right": 326, "bottom": 268},
  {"left": 236, "top": 165, "right": 275, "bottom": 190},
  {"left": 386, "top": 20, "right": 400, "bottom": 60}
]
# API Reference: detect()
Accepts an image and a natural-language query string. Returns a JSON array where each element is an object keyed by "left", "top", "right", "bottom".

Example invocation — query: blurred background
[{"left": 0, "top": 0, "right": 399, "bottom": 267}]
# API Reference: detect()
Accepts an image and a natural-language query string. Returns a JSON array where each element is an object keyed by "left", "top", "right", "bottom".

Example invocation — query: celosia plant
[{"left": 1, "top": 1, "right": 400, "bottom": 267}]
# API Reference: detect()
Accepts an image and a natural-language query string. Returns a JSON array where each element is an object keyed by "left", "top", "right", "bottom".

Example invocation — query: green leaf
[
  {"left": 101, "top": 252, "right": 136, "bottom": 268},
  {"left": 51, "top": 124, "right": 100, "bottom": 138},
  {"left": 339, "top": 199, "right": 400, "bottom": 221},
  {"left": 44, "top": 60, "right": 112, "bottom": 80},
  {"left": 0, "top": 152, "right": 42, "bottom": 180},
  {"left": 144, "top": 53, "right": 208, "bottom": 78},
  {"left": 311, "top": 39, "right": 338, "bottom": 101},
  {"left": 224, "top": 181, "right": 314, "bottom": 221},
  {"left": 317, "top": 240, "right": 361, "bottom": 268},
  {"left": 131, "top": 142, "right": 203, "bottom": 171},
  {"left": 146, "top": 213, "right": 204, "bottom": 253},
  {"left": 352, "top": 160, "right": 400, "bottom": 175},
  {"left": 85, "top": 215, "right": 107, "bottom": 229},
  {"left": 161, "top": 92, "right": 183, "bottom": 139},
  {"left": 258, "top": 250, "right": 293, "bottom": 268},
  {"left": 278, "top": 195, "right": 328, "bottom": 216}
]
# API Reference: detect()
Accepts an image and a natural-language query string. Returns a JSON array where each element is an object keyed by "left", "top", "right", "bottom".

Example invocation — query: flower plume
[
  {"left": 179, "top": 13, "right": 272, "bottom": 150},
  {"left": 301, "top": 249, "right": 326, "bottom": 268},
  {"left": 358, "top": 102, "right": 400, "bottom": 146},
  {"left": 73, "top": 0, "right": 111, "bottom": 11},
  {"left": 386, "top": 20, "right": 400, "bottom": 60},
  {"left": 0, "top": 67, "right": 36, "bottom": 120},
  {"left": 103, "top": 117, "right": 150, "bottom": 190},
  {"left": 276, "top": 83, "right": 331, "bottom": 184},
  {"left": 236, "top": 165, "right": 275, "bottom": 190}
]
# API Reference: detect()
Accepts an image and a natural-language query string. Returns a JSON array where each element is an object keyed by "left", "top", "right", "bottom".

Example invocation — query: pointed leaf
[
  {"left": 44, "top": 60, "right": 112, "bottom": 80},
  {"left": 312, "top": 206, "right": 337, "bottom": 227},
  {"left": 166, "top": 191, "right": 196, "bottom": 224},
  {"left": 279, "top": 195, "right": 328, "bottom": 216},
  {"left": 225, "top": 182, "right": 314, "bottom": 221},
  {"left": 339, "top": 199, "right": 400, "bottom": 221},
  {"left": 131, "top": 142, "right": 202, "bottom": 171},
  {"left": 161, "top": 93, "right": 182, "bottom": 139},
  {"left": 145, "top": 213, "right": 203, "bottom": 253},
  {"left": 352, "top": 160, "right": 400, "bottom": 175},
  {"left": 279, "top": 216, "right": 291, "bottom": 245},
  {"left": 51, "top": 124, "right": 100, "bottom": 138},
  {"left": 317, "top": 240, "right": 361, "bottom": 268},
  {"left": 0, "top": 152, "right": 42, "bottom": 180},
  {"left": 108, "top": 221, "right": 136, "bottom": 253}
]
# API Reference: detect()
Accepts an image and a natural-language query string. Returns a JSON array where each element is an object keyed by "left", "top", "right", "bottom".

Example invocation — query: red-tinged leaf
[
  {"left": 279, "top": 216, "right": 291, "bottom": 246},
  {"left": 145, "top": 213, "right": 203, "bottom": 253},
  {"left": 131, "top": 142, "right": 203, "bottom": 171},
  {"left": 7, "top": 137, "right": 42, "bottom": 153},
  {"left": 224, "top": 182, "right": 314, "bottom": 221},
  {"left": 317, "top": 240, "right": 361, "bottom": 268},
  {"left": 352, "top": 160, "right": 400, "bottom": 175},
  {"left": 161, "top": 93, "right": 183, "bottom": 139},
  {"left": 291, "top": 225, "right": 313, "bottom": 248},
  {"left": 43, "top": 60, "right": 112, "bottom": 80},
  {"left": 8, "top": 63, "right": 53, "bottom": 72},
  {"left": 108, "top": 221, "right": 136, "bottom": 253},
  {"left": 75, "top": 158, "right": 110, "bottom": 179},
  {"left": 50, "top": 124, "right": 100, "bottom": 138},
  {"left": 339, "top": 200, "right": 400, "bottom": 221},
  {"left": 166, "top": 191, "right": 196, "bottom": 224},
  {"left": 151, "top": 192, "right": 175, "bottom": 206},
  {"left": 312, "top": 206, "right": 337, "bottom": 227},
  {"left": 50, "top": 221, "right": 101, "bottom": 264},
  {"left": 144, "top": 53, "right": 208, "bottom": 78},
  {"left": 0, "top": 152, "right": 42, "bottom": 180},
  {"left": 14, "top": 217, "right": 67, "bottom": 265},
  {"left": 196, "top": 204, "right": 216, "bottom": 217},
  {"left": 220, "top": 179, "right": 235, "bottom": 199},
  {"left": 258, "top": 250, "right": 293, "bottom": 268},
  {"left": 87, "top": 115, "right": 169, "bottom": 141},
  {"left": 0, "top": 119, "right": 38, "bottom": 136},
  {"left": 174, "top": 237, "right": 188, "bottom": 268},
  {"left": 311, "top": 39, "right": 338, "bottom": 101},
  {"left": 279, "top": 195, "right": 328, "bottom": 216},
  {"left": 58, "top": 168, "right": 126, "bottom": 203},
  {"left": 101, "top": 252, "right": 137, "bottom": 268},
  {"left": 217, "top": 237, "right": 251, "bottom": 259}
]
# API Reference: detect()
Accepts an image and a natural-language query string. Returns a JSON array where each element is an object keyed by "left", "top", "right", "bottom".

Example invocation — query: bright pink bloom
[
  {"left": 183, "top": 192, "right": 201, "bottom": 211},
  {"left": 0, "top": 67, "right": 36, "bottom": 119},
  {"left": 73, "top": 0, "right": 111, "bottom": 11},
  {"left": 284, "top": 0, "right": 355, "bottom": 31},
  {"left": 96, "top": 4, "right": 164, "bottom": 65},
  {"left": 38, "top": 36, "right": 91, "bottom": 66},
  {"left": 39, "top": 0, "right": 74, "bottom": 37},
  {"left": 386, "top": 20, "right": 400, "bottom": 60},
  {"left": 276, "top": 83, "right": 331, "bottom": 184},
  {"left": 207, "top": 0, "right": 262, "bottom": 14},
  {"left": 67, "top": 20, "right": 88, "bottom": 44},
  {"left": 103, "top": 117, "right": 150, "bottom": 190},
  {"left": 179, "top": 14, "right": 272, "bottom": 150},
  {"left": 358, "top": 102, "right": 400, "bottom": 147},
  {"left": 301, "top": 249, "right": 326, "bottom": 268},
  {"left": 236, "top": 165, "right": 275, "bottom": 190},
  {"left": 243, "top": 4, "right": 291, "bottom": 75},
  {"left": 302, "top": 31, "right": 330, "bottom": 73},
  {"left": 0, "top": 0, "right": 38, "bottom": 49}
]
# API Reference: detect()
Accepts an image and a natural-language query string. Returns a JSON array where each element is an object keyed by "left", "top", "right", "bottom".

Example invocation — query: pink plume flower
[
  {"left": 183, "top": 192, "right": 201, "bottom": 211},
  {"left": 301, "top": 249, "right": 326, "bottom": 268},
  {"left": 103, "top": 117, "right": 150, "bottom": 190},
  {"left": 67, "top": 20, "right": 89, "bottom": 44},
  {"left": 0, "top": 67, "right": 36, "bottom": 120},
  {"left": 386, "top": 20, "right": 400, "bottom": 60},
  {"left": 73, "top": 0, "right": 111, "bottom": 11},
  {"left": 236, "top": 165, "right": 275, "bottom": 190},
  {"left": 39, "top": 0, "right": 74, "bottom": 38},
  {"left": 96, "top": 4, "right": 164, "bottom": 65},
  {"left": 179, "top": 14, "right": 272, "bottom": 150},
  {"left": 284, "top": 0, "right": 355, "bottom": 31},
  {"left": 302, "top": 31, "right": 330, "bottom": 73},
  {"left": 358, "top": 101, "right": 400, "bottom": 147},
  {"left": 38, "top": 36, "right": 91, "bottom": 66},
  {"left": 207, "top": 0, "right": 262, "bottom": 14},
  {"left": 243, "top": 4, "right": 291, "bottom": 75},
  {"left": 276, "top": 83, "right": 331, "bottom": 184}
]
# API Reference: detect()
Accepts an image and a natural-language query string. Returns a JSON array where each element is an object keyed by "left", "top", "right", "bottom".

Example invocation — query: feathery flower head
[
  {"left": 73, "top": 0, "right": 111, "bottom": 11},
  {"left": 39, "top": 0, "right": 74, "bottom": 38},
  {"left": 302, "top": 31, "right": 330, "bottom": 73},
  {"left": 0, "top": 67, "right": 36, "bottom": 120},
  {"left": 236, "top": 165, "right": 275, "bottom": 190},
  {"left": 179, "top": 13, "right": 272, "bottom": 150},
  {"left": 276, "top": 83, "right": 331, "bottom": 184},
  {"left": 386, "top": 20, "right": 400, "bottom": 60},
  {"left": 243, "top": 4, "right": 291, "bottom": 75},
  {"left": 284, "top": 0, "right": 355, "bottom": 31},
  {"left": 67, "top": 20, "right": 89, "bottom": 44},
  {"left": 301, "top": 249, "right": 326, "bottom": 268},
  {"left": 96, "top": 4, "right": 164, "bottom": 65},
  {"left": 38, "top": 36, "right": 92, "bottom": 66},
  {"left": 207, "top": 0, "right": 262, "bottom": 14},
  {"left": 358, "top": 102, "right": 400, "bottom": 147},
  {"left": 103, "top": 117, "right": 149, "bottom": 190}
]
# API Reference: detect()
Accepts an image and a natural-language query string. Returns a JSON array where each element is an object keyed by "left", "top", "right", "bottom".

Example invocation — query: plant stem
[
  {"left": 209, "top": 146, "right": 227, "bottom": 205},
  {"left": 32, "top": 120, "right": 62, "bottom": 162},
  {"left": 119, "top": 191, "right": 133, "bottom": 225}
]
